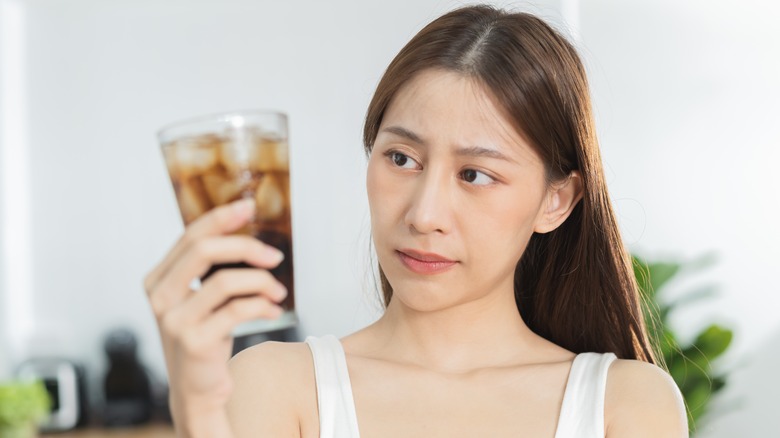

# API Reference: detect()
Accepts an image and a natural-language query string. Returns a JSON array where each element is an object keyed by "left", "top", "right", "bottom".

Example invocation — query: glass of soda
[{"left": 157, "top": 110, "right": 296, "bottom": 336}]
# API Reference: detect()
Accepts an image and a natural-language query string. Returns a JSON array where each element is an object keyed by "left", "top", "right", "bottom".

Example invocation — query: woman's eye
[
  {"left": 385, "top": 151, "right": 418, "bottom": 169},
  {"left": 461, "top": 168, "right": 495, "bottom": 186},
  {"left": 383, "top": 150, "right": 496, "bottom": 186}
]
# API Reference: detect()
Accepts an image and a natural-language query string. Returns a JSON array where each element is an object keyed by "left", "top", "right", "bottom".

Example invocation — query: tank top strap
[
  {"left": 554, "top": 352, "right": 618, "bottom": 438},
  {"left": 304, "top": 335, "right": 361, "bottom": 438}
]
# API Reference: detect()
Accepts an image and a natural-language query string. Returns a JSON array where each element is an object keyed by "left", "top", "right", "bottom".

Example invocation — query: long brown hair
[{"left": 363, "top": 5, "right": 657, "bottom": 363}]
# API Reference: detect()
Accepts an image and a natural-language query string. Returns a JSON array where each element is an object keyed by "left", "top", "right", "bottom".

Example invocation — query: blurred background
[{"left": 0, "top": 0, "right": 777, "bottom": 436}]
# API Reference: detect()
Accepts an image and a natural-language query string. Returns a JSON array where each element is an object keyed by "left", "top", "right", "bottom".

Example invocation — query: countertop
[{"left": 43, "top": 424, "right": 176, "bottom": 437}]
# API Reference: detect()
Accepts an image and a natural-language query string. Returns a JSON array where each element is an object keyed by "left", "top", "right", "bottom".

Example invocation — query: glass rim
[{"left": 157, "top": 109, "right": 288, "bottom": 144}]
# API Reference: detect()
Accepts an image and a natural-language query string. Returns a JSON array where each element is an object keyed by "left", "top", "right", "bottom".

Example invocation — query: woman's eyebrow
[
  {"left": 380, "top": 125, "right": 516, "bottom": 163},
  {"left": 382, "top": 125, "right": 426, "bottom": 145}
]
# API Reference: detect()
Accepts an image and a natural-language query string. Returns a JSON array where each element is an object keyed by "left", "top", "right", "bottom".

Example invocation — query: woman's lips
[{"left": 396, "top": 250, "right": 458, "bottom": 274}]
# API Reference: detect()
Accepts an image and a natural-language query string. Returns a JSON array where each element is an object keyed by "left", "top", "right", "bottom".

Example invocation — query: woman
[{"left": 144, "top": 4, "right": 688, "bottom": 437}]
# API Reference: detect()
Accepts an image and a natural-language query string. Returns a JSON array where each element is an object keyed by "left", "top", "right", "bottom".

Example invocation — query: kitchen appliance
[
  {"left": 16, "top": 358, "right": 88, "bottom": 431},
  {"left": 102, "top": 328, "right": 153, "bottom": 426}
]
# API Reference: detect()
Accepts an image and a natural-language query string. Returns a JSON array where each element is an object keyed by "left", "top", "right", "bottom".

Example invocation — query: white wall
[
  {"left": 579, "top": 1, "right": 780, "bottom": 436},
  {"left": 583, "top": 0, "right": 780, "bottom": 350},
  {"left": 0, "top": 0, "right": 564, "bottom": 402},
  {"left": 1, "top": 0, "right": 777, "bottom": 435}
]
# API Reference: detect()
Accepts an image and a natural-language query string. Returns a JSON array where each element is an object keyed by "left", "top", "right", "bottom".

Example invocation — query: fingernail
[
  {"left": 276, "top": 285, "right": 288, "bottom": 301},
  {"left": 233, "top": 198, "right": 255, "bottom": 216},
  {"left": 265, "top": 246, "right": 285, "bottom": 263}
]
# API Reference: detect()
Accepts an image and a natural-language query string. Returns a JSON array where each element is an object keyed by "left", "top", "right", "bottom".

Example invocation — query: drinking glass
[{"left": 158, "top": 110, "right": 297, "bottom": 336}]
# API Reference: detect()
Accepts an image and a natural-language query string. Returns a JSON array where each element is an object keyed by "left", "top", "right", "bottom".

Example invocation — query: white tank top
[{"left": 305, "top": 334, "right": 617, "bottom": 438}]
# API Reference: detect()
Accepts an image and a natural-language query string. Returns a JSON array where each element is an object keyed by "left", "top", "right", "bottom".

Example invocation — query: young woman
[{"left": 144, "top": 5, "right": 688, "bottom": 437}]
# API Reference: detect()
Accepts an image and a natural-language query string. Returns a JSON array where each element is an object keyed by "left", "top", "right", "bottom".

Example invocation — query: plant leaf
[
  {"left": 647, "top": 261, "right": 681, "bottom": 295},
  {"left": 711, "top": 375, "right": 727, "bottom": 394},
  {"left": 0, "top": 380, "right": 51, "bottom": 427},
  {"left": 666, "top": 285, "right": 719, "bottom": 310},
  {"left": 693, "top": 325, "right": 733, "bottom": 361}
]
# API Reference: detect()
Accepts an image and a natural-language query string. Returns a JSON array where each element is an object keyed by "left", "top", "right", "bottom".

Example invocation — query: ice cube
[
  {"left": 166, "top": 136, "right": 220, "bottom": 176},
  {"left": 176, "top": 178, "right": 211, "bottom": 224},
  {"left": 219, "top": 131, "right": 259, "bottom": 173},
  {"left": 251, "top": 139, "right": 289, "bottom": 172},
  {"left": 254, "top": 173, "right": 285, "bottom": 221},
  {"left": 220, "top": 144, "right": 247, "bottom": 173},
  {"left": 202, "top": 171, "right": 246, "bottom": 205},
  {"left": 273, "top": 140, "right": 289, "bottom": 170}
]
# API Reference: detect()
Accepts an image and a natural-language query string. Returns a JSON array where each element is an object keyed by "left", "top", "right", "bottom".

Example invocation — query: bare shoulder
[
  {"left": 226, "top": 341, "right": 316, "bottom": 438},
  {"left": 229, "top": 340, "right": 313, "bottom": 379},
  {"left": 605, "top": 358, "right": 688, "bottom": 438}
]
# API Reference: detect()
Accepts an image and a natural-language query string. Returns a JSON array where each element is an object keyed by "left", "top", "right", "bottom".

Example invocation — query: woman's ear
[{"left": 533, "top": 171, "right": 584, "bottom": 234}]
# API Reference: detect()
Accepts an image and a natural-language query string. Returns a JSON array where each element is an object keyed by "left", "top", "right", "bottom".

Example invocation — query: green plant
[
  {"left": 633, "top": 254, "right": 733, "bottom": 436},
  {"left": 0, "top": 380, "right": 50, "bottom": 435}
]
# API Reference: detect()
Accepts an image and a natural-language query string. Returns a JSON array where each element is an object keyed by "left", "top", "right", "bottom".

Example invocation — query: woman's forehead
[{"left": 379, "top": 69, "right": 541, "bottom": 166}]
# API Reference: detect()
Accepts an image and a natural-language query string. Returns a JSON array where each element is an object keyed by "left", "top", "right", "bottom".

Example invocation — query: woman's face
[{"left": 366, "top": 69, "right": 562, "bottom": 312}]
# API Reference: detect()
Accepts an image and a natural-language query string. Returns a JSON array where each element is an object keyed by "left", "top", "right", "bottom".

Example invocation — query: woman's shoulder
[
  {"left": 231, "top": 339, "right": 313, "bottom": 369},
  {"left": 604, "top": 358, "right": 688, "bottom": 437},
  {"left": 226, "top": 341, "right": 317, "bottom": 436},
  {"left": 229, "top": 340, "right": 315, "bottom": 397}
]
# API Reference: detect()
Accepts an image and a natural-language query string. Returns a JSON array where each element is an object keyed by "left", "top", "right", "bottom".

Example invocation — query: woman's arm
[
  {"left": 226, "top": 341, "right": 314, "bottom": 437},
  {"left": 143, "top": 200, "right": 289, "bottom": 438},
  {"left": 605, "top": 359, "right": 689, "bottom": 437}
]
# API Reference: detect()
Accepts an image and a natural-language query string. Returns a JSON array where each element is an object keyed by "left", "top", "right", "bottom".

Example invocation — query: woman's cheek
[{"left": 366, "top": 158, "right": 394, "bottom": 216}]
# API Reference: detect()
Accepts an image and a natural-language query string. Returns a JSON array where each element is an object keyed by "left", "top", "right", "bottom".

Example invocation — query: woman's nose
[{"left": 403, "top": 169, "right": 453, "bottom": 235}]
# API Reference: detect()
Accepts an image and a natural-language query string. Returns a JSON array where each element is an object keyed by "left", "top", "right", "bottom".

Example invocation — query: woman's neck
[{"left": 353, "top": 283, "right": 563, "bottom": 373}]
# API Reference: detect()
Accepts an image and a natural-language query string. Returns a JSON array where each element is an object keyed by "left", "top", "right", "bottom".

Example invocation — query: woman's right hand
[{"left": 143, "top": 199, "right": 288, "bottom": 436}]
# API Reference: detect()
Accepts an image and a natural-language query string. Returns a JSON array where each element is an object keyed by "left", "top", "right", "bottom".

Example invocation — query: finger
[
  {"left": 148, "top": 235, "right": 284, "bottom": 317},
  {"left": 172, "top": 268, "right": 287, "bottom": 326},
  {"left": 194, "top": 295, "right": 283, "bottom": 345},
  {"left": 144, "top": 198, "right": 256, "bottom": 293}
]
